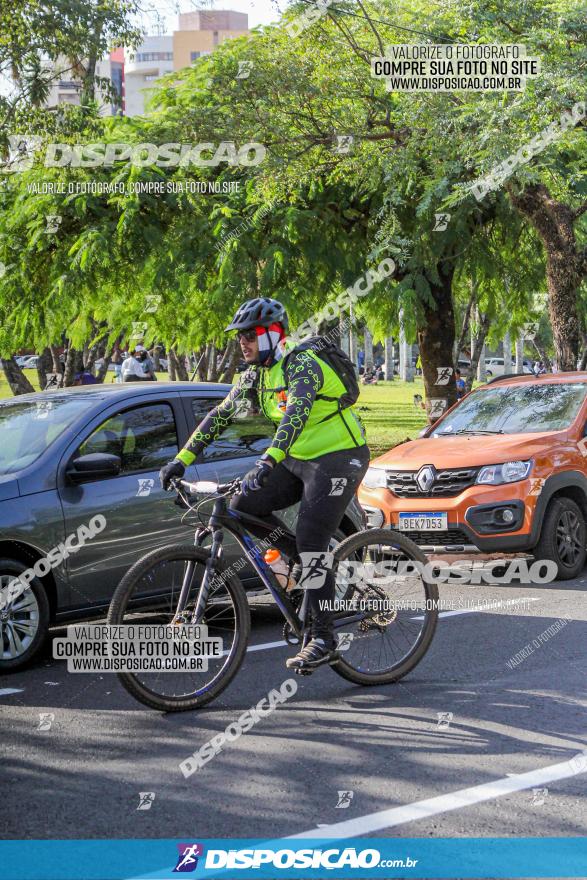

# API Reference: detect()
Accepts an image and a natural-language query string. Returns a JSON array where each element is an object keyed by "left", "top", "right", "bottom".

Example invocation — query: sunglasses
[{"left": 237, "top": 329, "right": 258, "bottom": 342}]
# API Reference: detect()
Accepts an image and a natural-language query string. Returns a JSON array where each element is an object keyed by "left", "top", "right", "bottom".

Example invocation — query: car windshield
[
  {"left": 0, "top": 396, "right": 97, "bottom": 474},
  {"left": 433, "top": 383, "right": 587, "bottom": 435}
]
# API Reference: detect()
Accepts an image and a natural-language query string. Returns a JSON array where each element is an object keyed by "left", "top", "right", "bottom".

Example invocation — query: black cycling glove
[
  {"left": 159, "top": 459, "right": 185, "bottom": 491},
  {"left": 241, "top": 457, "right": 274, "bottom": 496}
]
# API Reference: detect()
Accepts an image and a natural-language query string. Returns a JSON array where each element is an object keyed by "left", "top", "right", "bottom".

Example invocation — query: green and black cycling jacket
[{"left": 176, "top": 348, "right": 367, "bottom": 467}]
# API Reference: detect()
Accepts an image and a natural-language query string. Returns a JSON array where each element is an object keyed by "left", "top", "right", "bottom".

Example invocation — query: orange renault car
[{"left": 359, "top": 373, "right": 587, "bottom": 579}]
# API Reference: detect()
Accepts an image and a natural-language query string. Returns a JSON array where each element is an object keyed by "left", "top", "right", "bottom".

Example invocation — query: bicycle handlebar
[{"left": 170, "top": 477, "right": 241, "bottom": 497}]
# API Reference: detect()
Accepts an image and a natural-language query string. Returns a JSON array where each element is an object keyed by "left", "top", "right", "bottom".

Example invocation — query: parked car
[
  {"left": 485, "top": 357, "right": 533, "bottom": 377},
  {"left": 18, "top": 356, "right": 40, "bottom": 370},
  {"left": 359, "top": 372, "right": 587, "bottom": 579},
  {"left": 0, "top": 383, "right": 364, "bottom": 671}
]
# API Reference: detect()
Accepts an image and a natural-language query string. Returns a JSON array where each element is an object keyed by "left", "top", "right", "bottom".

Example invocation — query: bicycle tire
[
  {"left": 330, "top": 528, "right": 438, "bottom": 686},
  {"left": 107, "top": 544, "right": 250, "bottom": 712}
]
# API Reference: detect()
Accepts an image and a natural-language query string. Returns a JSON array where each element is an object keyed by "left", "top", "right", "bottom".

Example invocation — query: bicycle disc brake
[{"left": 358, "top": 587, "right": 398, "bottom": 632}]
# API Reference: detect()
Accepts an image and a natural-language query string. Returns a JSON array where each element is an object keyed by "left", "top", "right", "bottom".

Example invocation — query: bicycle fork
[{"left": 171, "top": 511, "right": 225, "bottom": 626}]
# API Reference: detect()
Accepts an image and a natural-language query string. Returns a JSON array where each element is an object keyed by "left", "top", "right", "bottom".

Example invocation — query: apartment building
[{"left": 42, "top": 10, "right": 249, "bottom": 117}]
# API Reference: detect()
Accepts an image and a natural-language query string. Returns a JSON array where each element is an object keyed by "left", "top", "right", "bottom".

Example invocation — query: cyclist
[{"left": 160, "top": 297, "right": 370, "bottom": 673}]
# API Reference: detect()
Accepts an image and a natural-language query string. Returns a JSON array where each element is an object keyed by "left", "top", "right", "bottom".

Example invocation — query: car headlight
[
  {"left": 476, "top": 460, "right": 532, "bottom": 485},
  {"left": 362, "top": 467, "right": 388, "bottom": 489}
]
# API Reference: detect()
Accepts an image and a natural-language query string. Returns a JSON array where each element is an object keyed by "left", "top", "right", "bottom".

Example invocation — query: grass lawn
[
  {"left": 0, "top": 371, "right": 427, "bottom": 459},
  {"left": 356, "top": 379, "right": 428, "bottom": 457}
]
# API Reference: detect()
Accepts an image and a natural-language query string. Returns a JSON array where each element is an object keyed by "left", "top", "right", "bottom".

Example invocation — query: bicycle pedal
[{"left": 294, "top": 667, "right": 313, "bottom": 676}]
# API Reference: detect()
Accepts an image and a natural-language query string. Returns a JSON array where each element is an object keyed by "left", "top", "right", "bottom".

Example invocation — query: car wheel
[
  {"left": 0, "top": 559, "right": 50, "bottom": 672},
  {"left": 533, "top": 498, "right": 586, "bottom": 581},
  {"left": 486, "top": 370, "right": 493, "bottom": 377}
]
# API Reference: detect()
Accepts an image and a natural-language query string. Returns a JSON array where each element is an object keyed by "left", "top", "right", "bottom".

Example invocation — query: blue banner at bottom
[{"left": 0, "top": 837, "right": 586, "bottom": 880}]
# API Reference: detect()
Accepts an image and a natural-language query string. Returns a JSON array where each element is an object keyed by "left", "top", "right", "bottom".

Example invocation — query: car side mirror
[{"left": 67, "top": 453, "right": 121, "bottom": 482}]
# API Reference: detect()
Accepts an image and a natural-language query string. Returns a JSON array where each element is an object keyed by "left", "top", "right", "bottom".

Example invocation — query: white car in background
[
  {"left": 20, "top": 356, "right": 40, "bottom": 369},
  {"left": 485, "top": 357, "right": 533, "bottom": 377}
]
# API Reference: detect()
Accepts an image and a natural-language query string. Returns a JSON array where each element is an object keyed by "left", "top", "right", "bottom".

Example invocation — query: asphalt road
[{"left": 2, "top": 570, "right": 586, "bottom": 846}]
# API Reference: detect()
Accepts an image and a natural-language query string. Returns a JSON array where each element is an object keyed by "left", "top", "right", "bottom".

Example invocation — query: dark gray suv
[{"left": 0, "top": 382, "right": 365, "bottom": 670}]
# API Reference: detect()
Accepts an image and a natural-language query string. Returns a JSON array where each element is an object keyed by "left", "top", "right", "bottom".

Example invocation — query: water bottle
[{"left": 264, "top": 549, "right": 294, "bottom": 590}]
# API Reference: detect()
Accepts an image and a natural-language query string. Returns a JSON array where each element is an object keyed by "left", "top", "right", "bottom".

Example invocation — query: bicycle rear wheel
[
  {"left": 107, "top": 544, "right": 250, "bottom": 711},
  {"left": 331, "top": 529, "right": 438, "bottom": 685}
]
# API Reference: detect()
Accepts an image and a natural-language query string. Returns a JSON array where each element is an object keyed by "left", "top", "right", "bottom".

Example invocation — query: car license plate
[{"left": 398, "top": 512, "right": 448, "bottom": 531}]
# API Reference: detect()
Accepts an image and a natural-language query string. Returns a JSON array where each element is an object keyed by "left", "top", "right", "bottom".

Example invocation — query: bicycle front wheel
[
  {"left": 107, "top": 545, "right": 250, "bottom": 711},
  {"left": 331, "top": 528, "right": 438, "bottom": 685}
]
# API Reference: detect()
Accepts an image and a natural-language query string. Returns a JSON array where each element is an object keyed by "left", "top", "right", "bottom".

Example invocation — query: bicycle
[{"left": 107, "top": 479, "right": 439, "bottom": 712}]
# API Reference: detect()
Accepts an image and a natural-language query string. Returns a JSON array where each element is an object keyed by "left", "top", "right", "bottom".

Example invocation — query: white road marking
[
  {"left": 289, "top": 754, "right": 587, "bottom": 838},
  {"left": 242, "top": 599, "right": 540, "bottom": 655},
  {"left": 222, "top": 638, "right": 288, "bottom": 657},
  {"left": 247, "top": 639, "right": 288, "bottom": 653},
  {"left": 411, "top": 597, "right": 540, "bottom": 620},
  {"left": 0, "top": 688, "right": 24, "bottom": 696}
]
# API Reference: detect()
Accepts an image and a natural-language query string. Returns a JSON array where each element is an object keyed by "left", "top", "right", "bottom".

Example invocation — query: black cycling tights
[{"left": 230, "top": 445, "right": 370, "bottom": 643}]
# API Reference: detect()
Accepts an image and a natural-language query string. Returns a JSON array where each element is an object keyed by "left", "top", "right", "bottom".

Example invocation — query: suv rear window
[{"left": 434, "top": 382, "right": 587, "bottom": 435}]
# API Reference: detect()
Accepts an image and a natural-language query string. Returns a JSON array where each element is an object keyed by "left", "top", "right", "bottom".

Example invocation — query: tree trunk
[
  {"left": 85, "top": 337, "right": 104, "bottom": 374},
  {"left": 195, "top": 346, "right": 207, "bottom": 381},
  {"left": 219, "top": 341, "right": 241, "bottom": 383},
  {"left": 168, "top": 353, "right": 177, "bottom": 381},
  {"left": 417, "top": 264, "right": 458, "bottom": 419},
  {"left": 96, "top": 355, "right": 112, "bottom": 383},
  {"left": 467, "top": 310, "right": 491, "bottom": 391},
  {"left": 36, "top": 348, "right": 53, "bottom": 390},
  {"left": 339, "top": 318, "right": 350, "bottom": 356},
  {"left": 453, "top": 281, "right": 476, "bottom": 368},
  {"left": 152, "top": 347, "right": 161, "bottom": 371},
  {"left": 63, "top": 347, "right": 82, "bottom": 386},
  {"left": 49, "top": 345, "right": 61, "bottom": 373},
  {"left": 1, "top": 358, "right": 35, "bottom": 395},
  {"left": 579, "top": 329, "right": 587, "bottom": 371},
  {"left": 503, "top": 331, "right": 512, "bottom": 374},
  {"left": 384, "top": 336, "right": 394, "bottom": 380},
  {"left": 515, "top": 334, "right": 525, "bottom": 373},
  {"left": 349, "top": 303, "right": 357, "bottom": 371},
  {"left": 507, "top": 183, "right": 583, "bottom": 371},
  {"left": 206, "top": 344, "right": 218, "bottom": 382},
  {"left": 532, "top": 339, "right": 553, "bottom": 372},
  {"left": 169, "top": 348, "right": 188, "bottom": 381},
  {"left": 399, "top": 309, "right": 413, "bottom": 381},
  {"left": 363, "top": 328, "right": 374, "bottom": 369},
  {"left": 216, "top": 340, "right": 235, "bottom": 379}
]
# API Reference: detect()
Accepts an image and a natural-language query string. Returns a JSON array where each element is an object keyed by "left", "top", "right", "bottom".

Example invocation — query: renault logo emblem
[{"left": 416, "top": 465, "right": 436, "bottom": 492}]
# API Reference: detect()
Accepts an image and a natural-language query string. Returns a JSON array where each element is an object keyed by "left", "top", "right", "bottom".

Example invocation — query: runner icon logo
[
  {"left": 38, "top": 712, "right": 54, "bottom": 731},
  {"left": 335, "top": 790, "right": 354, "bottom": 809},
  {"left": 137, "top": 479, "right": 155, "bottom": 497},
  {"left": 298, "top": 551, "right": 334, "bottom": 590},
  {"left": 437, "top": 711, "right": 453, "bottom": 730},
  {"left": 337, "top": 632, "right": 354, "bottom": 652},
  {"left": 173, "top": 844, "right": 204, "bottom": 873},
  {"left": 530, "top": 787, "right": 548, "bottom": 806},
  {"left": 329, "top": 477, "right": 348, "bottom": 496},
  {"left": 435, "top": 366, "right": 453, "bottom": 385},
  {"left": 136, "top": 792, "right": 156, "bottom": 810}
]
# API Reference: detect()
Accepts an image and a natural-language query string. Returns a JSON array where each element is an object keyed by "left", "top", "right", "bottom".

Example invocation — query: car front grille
[
  {"left": 386, "top": 467, "right": 479, "bottom": 498},
  {"left": 392, "top": 528, "right": 471, "bottom": 547}
]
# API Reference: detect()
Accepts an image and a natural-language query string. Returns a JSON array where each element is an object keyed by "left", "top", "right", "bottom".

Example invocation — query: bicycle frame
[
  {"left": 177, "top": 484, "right": 377, "bottom": 638},
  {"left": 185, "top": 492, "right": 305, "bottom": 637}
]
